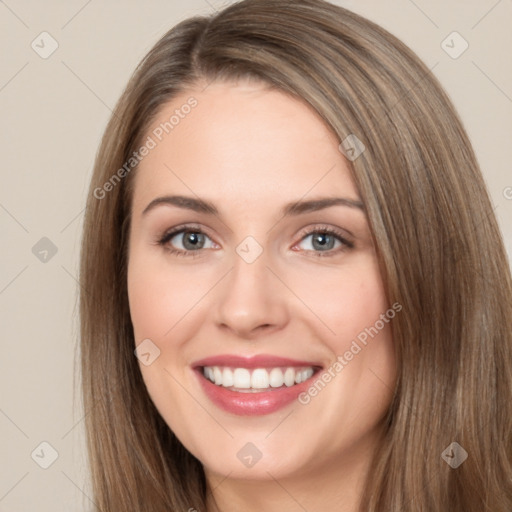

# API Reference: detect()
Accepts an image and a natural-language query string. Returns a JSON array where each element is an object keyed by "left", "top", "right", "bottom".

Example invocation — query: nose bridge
[{"left": 212, "top": 241, "right": 289, "bottom": 337}]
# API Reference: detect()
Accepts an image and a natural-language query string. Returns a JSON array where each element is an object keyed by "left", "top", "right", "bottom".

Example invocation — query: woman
[{"left": 79, "top": 0, "right": 512, "bottom": 510}]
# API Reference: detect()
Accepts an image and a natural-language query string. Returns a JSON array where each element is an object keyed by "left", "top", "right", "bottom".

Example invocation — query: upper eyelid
[
  {"left": 296, "top": 223, "right": 353, "bottom": 240},
  {"left": 159, "top": 223, "right": 210, "bottom": 240}
]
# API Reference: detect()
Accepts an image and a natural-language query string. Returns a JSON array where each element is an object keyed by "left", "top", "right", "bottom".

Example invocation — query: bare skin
[{"left": 127, "top": 80, "right": 397, "bottom": 512}]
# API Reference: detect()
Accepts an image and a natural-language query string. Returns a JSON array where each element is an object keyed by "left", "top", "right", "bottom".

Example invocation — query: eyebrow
[{"left": 142, "top": 194, "right": 365, "bottom": 217}]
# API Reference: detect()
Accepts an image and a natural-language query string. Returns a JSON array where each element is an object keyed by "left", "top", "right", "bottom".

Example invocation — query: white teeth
[
  {"left": 296, "top": 368, "right": 313, "bottom": 384},
  {"left": 304, "top": 368, "right": 314, "bottom": 380},
  {"left": 251, "top": 369, "right": 269, "bottom": 389},
  {"left": 213, "top": 367, "right": 223, "bottom": 385},
  {"left": 221, "top": 368, "right": 234, "bottom": 387},
  {"left": 202, "top": 365, "right": 316, "bottom": 391},
  {"left": 284, "top": 368, "right": 295, "bottom": 387},
  {"left": 233, "top": 368, "right": 251, "bottom": 388},
  {"left": 269, "top": 368, "right": 284, "bottom": 388}
]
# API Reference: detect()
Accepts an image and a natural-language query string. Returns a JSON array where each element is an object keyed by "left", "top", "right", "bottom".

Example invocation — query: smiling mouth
[
  {"left": 192, "top": 354, "right": 324, "bottom": 415},
  {"left": 201, "top": 365, "right": 319, "bottom": 392}
]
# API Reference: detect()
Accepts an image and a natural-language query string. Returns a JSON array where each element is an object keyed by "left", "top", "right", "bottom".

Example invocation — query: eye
[
  {"left": 157, "top": 224, "right": 354, "bottom": 258},
  {"left": 295, "top": 227, "right": 354, "bottom": 257},
  {"left": 158, "top": 225, "right": 217, "bottom": 256}
]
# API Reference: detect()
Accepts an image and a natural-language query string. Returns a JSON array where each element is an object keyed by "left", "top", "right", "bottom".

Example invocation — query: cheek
[
  {"left": 294, "top": 255, "right": 397, "bottom": 398},
  {"left": 291, "top": 255, "right": 389, "bottom": 348},
  {"left": 127, "top": 252, "right": 204, "bottom": 433},
  {"left": 334, "top": 276, "right": 389, "bottom": 344},
  {"left": 127, "top": 249, "right": 211, "bottom": 343},
  {"left": 128, "top": 270, "right": 177, "bottom": 342},
  {"left": 291, "top": 260, "right": 396, "bottom": 454}
]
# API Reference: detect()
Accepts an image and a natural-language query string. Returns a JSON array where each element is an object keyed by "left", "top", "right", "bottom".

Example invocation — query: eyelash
[{"left": 157, "top": 224, "right": 354, "bottom": 258}]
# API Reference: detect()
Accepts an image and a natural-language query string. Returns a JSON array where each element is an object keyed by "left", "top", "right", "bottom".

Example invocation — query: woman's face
[{"left": 127, "top": 80, "right": 397, "bottom": 483}]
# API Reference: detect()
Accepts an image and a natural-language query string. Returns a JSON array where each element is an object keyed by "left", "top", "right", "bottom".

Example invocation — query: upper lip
[{"left": 192, "top": 354, "right": 323, "bottom": 369}]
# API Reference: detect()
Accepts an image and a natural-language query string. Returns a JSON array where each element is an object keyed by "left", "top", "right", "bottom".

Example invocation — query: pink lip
[
  {"left": 192, "top": 354, "right": 322, "bottom": 416},
  {"left": 193, "top": 354, "right": 321, "bottom": 369}
]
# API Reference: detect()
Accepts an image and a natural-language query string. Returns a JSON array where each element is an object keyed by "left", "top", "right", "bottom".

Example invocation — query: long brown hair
[{"left": 79, "top": 0, "right": 512, "bottom": 510}]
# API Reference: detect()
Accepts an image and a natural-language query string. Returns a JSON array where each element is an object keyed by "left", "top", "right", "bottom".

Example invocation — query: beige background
[{"left": 1, "top": 0, "right": 511, "bottom": 509}]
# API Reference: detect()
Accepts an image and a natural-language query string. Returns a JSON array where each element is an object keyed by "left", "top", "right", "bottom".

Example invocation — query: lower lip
[{"left": 194, "top": 368, "right": 318, "bottom": 416}]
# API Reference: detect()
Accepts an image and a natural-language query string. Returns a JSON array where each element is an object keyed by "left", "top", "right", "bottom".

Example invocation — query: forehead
[{"left": 131, "top": 81, "right": 359, "bottom": 215}]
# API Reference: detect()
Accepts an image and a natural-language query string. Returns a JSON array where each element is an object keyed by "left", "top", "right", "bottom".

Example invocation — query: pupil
[
  {"left": 313, "top": 233, "right": 333, "bottom": 251},
  {"left": 184, "top": 232, "right": 203, "bottom": 250}
]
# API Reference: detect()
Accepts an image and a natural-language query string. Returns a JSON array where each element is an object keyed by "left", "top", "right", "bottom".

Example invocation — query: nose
[{"left": 213, "top": 250, "right": 290, "bottom": 340}]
